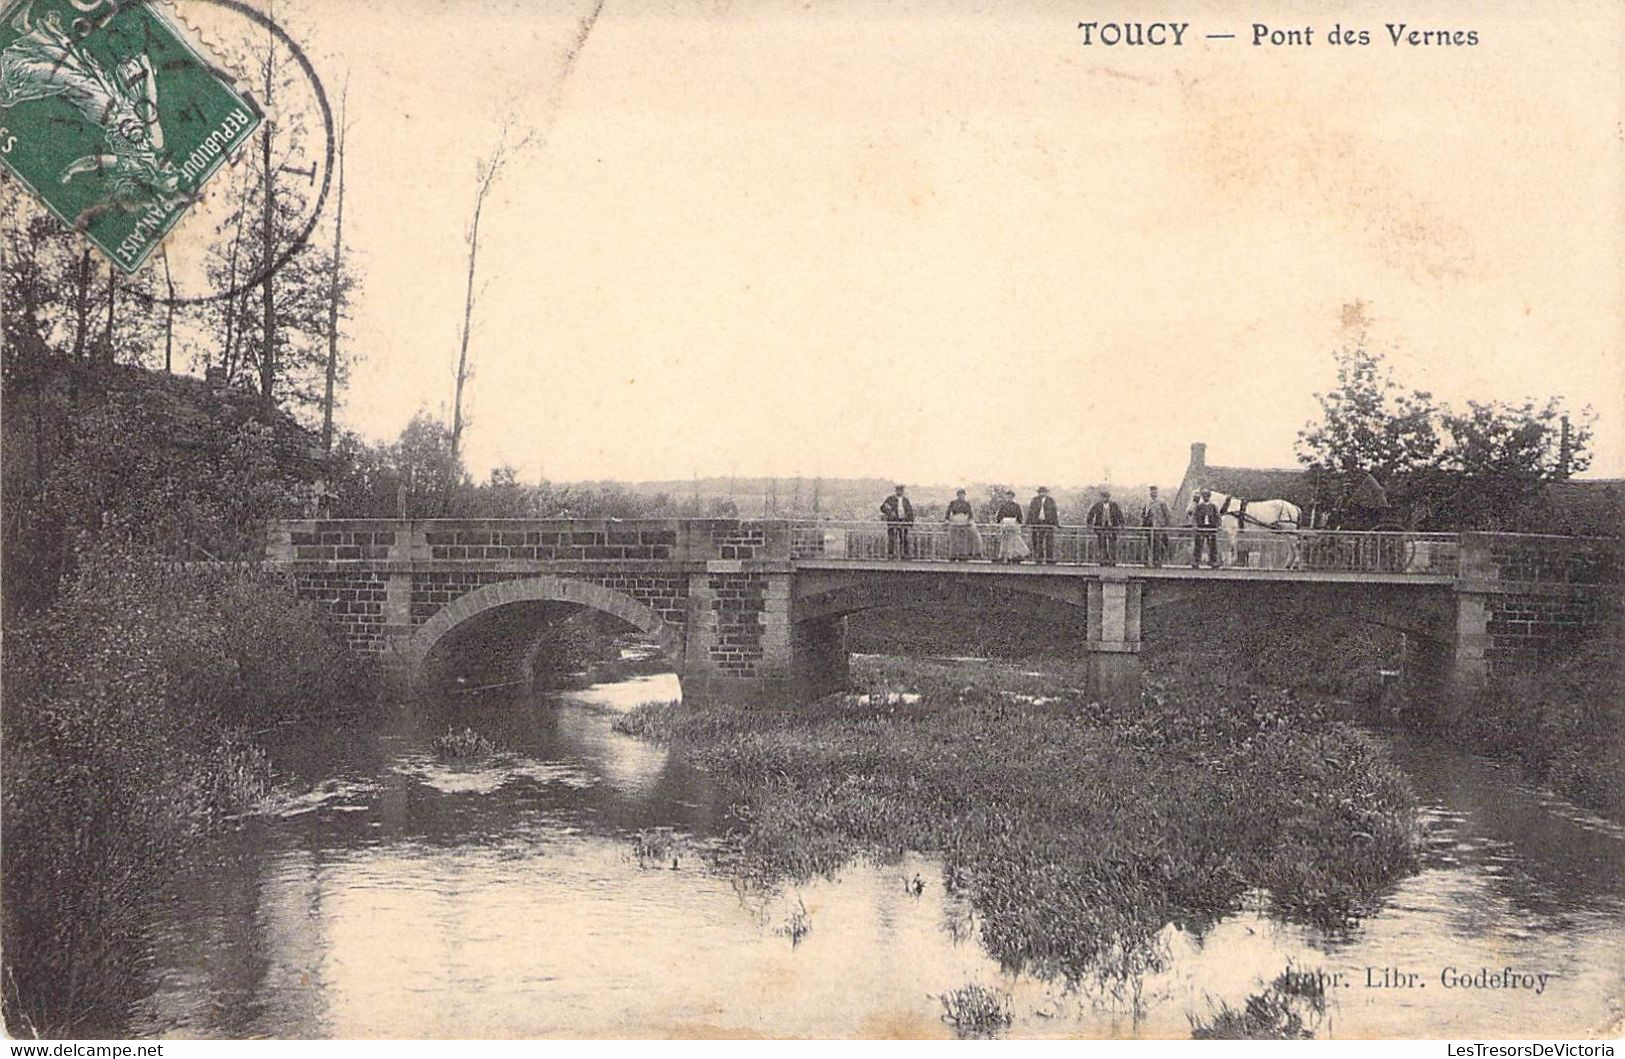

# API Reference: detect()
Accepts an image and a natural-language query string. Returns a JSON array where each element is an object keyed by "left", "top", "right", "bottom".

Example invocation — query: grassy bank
[
  {"left": 857, "top": 592, "right": 1624, "bottom": 822},
  {"left": 1, "top": 546, "right": 368, "bottom": 1037},
  {"left": 617, "top": 655, "right": 1418, "bottom": 991},
  {"left": 1144, "top": 594, "right": 1625, "bottom": 821},
  {"left": 1423, "top": 635, "right": 1624, "bottom": 820}
]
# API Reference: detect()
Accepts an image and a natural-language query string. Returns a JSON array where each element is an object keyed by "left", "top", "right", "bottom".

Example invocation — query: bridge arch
[{"left": 406, "top": 576, "right": 683, "bottom": 687}]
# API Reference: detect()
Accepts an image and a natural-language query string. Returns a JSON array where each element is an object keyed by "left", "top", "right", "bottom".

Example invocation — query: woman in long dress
[
  {"left": 945, "top": 489, "right": 981, "bottom": 560},
  {"left": 994, "top": 490, "right": 1030, "bottom": 563}
]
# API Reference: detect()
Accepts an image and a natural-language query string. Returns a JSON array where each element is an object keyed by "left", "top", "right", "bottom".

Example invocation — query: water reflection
[{"left": 130, "top": 665, "right": 1625, "bottom": 1039}]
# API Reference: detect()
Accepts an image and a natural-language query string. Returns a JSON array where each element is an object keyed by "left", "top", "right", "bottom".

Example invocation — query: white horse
[{"left": 1191, "top": 490, "right": 1303, "bottom": 568}]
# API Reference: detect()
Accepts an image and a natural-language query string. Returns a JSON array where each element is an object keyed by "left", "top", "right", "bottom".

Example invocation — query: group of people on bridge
[{"left": 879, "top": 484, "right": 1217, "bottom": 567}]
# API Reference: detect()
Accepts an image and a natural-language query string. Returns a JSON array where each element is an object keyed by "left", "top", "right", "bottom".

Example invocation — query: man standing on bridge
[
  {"left": 1141, "top": 485, "right": 1172, "bottom": 566},
  {"left": 1027, "top": 486, "right": 1059, "bottom": 563},
  {"left": 1192, "top": 489, "right": 1221, "bottom": 568},
  {"left": 880, "top": 484, "right": 915, "bottom": 559},
  {"left": 1086, "top": 488, "right": 1125, "bottom": 565}
]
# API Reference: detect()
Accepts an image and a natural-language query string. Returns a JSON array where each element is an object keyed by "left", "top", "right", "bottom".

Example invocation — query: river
[{"left": 126, "top": 654, "right": 1625, "bottom": 1039}]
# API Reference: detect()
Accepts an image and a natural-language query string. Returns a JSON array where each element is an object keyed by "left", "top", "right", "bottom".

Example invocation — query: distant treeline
[{"left": 324, "top": 413, "right": 1159, "bottom": 524}]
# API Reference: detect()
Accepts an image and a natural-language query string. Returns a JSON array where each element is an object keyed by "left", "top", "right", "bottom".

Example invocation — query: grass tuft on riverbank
[
  {"left": 616, "top": 656, "right": 1419, "bottom": 989},
  {"left": 938, "top": 982, "right": 1013, "bottom": 1038}
]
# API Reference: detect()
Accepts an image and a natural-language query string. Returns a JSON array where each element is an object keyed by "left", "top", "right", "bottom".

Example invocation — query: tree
[
  {"left": 465, "top": 465, "right": 535, "bottom": 517},
  {"left": 1296, "top": 343, "right": 1440, "bottom": 480},
  {"left": 325, "top": 431, "right": 401, "bottom": 518},
  {"left": 321, "top": 81, "right": 352, "bottom": 452},
  {"left": 328, "top": 411, "right": 468, "bottom": 519},
  {"left": 1296, "top": 345, "right": 1595, "bottom": 529},
  {"left": 158, "top": 249, "right": 177, "bottom": 373},
  {"left": 0, "top": 189, "right": 75, "bottom": 369},
  {"left": 448, "top": 123, "right": 533, "bottom": 507},
  {"left": 393, "top": 411, "right": 464, "bottom": 517},
  {"left": 1427, "top": 398, "right": 1595, "bottom": 528},
  {"left": 257, "top": 19, "right": 278, "bottom": 403},
  {"left": 197, "top": 40, "right": 357, "bottom": 424},
  {"left": 1, "top": 185, "right": 166, "bottom": 374}
]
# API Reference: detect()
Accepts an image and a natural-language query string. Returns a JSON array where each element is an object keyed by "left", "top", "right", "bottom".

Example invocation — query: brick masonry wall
[
  {"left": 1460, "top": 534, "right": 1620, "bottom": 676},
  {"left": 1485, "top": 536, "right": 1618, "bottom": 586},
  {"left": 408, "top": 570, "right": 690, "bottom": 629},
  {"left": 290, "top": 570, "right": 390, "bottom": 652},
  {"left": 423, "top": 526, "right": 678, "bottom": 562},
  {"left": 706, "top": 573, "right": 767, "bottom": 674},
  {"left": 1483, "top": 595, "right": 1602, "bottom": 664},
  {"left": 289, "top": 528, "right": 395, "bottom": 562},
  {"left": 713, "top": 524, "right": 767, "bottom": 561}
]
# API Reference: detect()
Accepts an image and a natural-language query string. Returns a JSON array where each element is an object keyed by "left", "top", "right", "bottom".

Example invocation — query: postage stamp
[{"left": 0, "top": 0, "right": 261, "bottom": 272}]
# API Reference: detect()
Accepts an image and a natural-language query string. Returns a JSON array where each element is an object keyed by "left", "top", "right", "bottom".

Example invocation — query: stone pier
[{"left": 1085, "top": 576, "right": 1142, "bottom": 704}]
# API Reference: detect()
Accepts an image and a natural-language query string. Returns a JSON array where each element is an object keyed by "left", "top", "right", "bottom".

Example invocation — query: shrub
[
  {"left": 1189, "top": 992, "right": 1312, "bottom": 1040},
  {"left": 1, "top": 545, "right": 367, "bottom": 1036}
]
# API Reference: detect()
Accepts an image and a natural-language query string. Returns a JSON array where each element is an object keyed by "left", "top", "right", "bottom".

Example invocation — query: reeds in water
[
  {"left": 938, "top": 982, "right": 1012, "bottom": 1038},
  {"left": 432, "top": 726, "right": 496, "bottom": 763},
  {"left": 1188, "top": 965, "right": 1327, "bottom": 1039}
]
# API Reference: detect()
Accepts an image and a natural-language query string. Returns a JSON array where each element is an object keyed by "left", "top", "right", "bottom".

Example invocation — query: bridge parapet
[
  {"left": 1457, "top": 532, "right": 1619, "bottom": 590},
  {"left": 267, "top": 518, "right": 794, "bottom": 566},
  {"left": 787, "top": 519, "right": 1462, "bottom": 576},
  {"left": 1451, "top": 532, "right": 1619, "bottom": 684}
]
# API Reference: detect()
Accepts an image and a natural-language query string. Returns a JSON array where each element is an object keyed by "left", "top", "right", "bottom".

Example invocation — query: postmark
[
  {"left": 149, "top": 0, "right": 335, "bottom": 307},
  {"left": 0, "top": 0, "right": 262, "bottom": 272}
]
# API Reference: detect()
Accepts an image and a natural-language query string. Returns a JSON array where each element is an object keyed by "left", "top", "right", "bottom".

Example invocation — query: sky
[{"left": 173, "top": 0, "right": 1624, "bottom": 487}]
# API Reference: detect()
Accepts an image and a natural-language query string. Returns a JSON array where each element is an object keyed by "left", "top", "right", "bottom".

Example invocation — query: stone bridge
[{"left": 265, "top": 519, "right": 1618, "bottom": 704}]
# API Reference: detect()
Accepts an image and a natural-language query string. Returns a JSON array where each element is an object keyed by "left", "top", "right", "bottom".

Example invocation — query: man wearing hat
[
  {"left": 1141, "top": 485, "right": 1172, "bottom": 567},
  {"left": 1027, "top": 487, "right": 1059, "bottom": 563},
  {"left": 1085, "top": 488, "right": 1125, "bottom": 565},
  {"left": 879, "top": 484, "right": 915, "bottom": 559},
  {"left": 1191, "top": 489, "right": 1222, "bottom": 568}
]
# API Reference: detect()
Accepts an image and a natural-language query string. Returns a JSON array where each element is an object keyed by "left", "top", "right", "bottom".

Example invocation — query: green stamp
[{"left": 0, "top": 0, "right": 261, "bottom": 272}]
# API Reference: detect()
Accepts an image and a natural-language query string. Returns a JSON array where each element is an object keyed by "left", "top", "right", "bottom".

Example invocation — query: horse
[{"left": 1190, "top": 490, "right": 1303, "bottom": 568}]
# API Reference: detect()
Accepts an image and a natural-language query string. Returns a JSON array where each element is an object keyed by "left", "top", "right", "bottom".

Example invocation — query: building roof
[
  {"left": 1175, "top": 442, "right": 1621, "bottom": 535},
  {"left": 1197, "top": 465, "right": 1317, "bottom": 505}
]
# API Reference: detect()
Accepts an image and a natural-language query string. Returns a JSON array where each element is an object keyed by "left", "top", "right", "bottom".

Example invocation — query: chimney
[{"left": 1190, "top": 442, "right": 1207, "bottom": 473}]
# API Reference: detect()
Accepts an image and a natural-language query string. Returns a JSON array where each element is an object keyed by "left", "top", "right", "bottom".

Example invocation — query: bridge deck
[{"left": 789, "top": 558, "right": 1457, "bottom": 586}]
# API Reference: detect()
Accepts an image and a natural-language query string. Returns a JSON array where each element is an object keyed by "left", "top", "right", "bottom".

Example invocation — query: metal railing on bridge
[{"left": 785, "top": 520, "right": 1460, "bottom": 576}]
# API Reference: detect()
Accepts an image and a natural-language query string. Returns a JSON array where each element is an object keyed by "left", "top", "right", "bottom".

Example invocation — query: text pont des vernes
[{"left": 1077, "top": 21, "right": 1480, "bottom": 48}]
